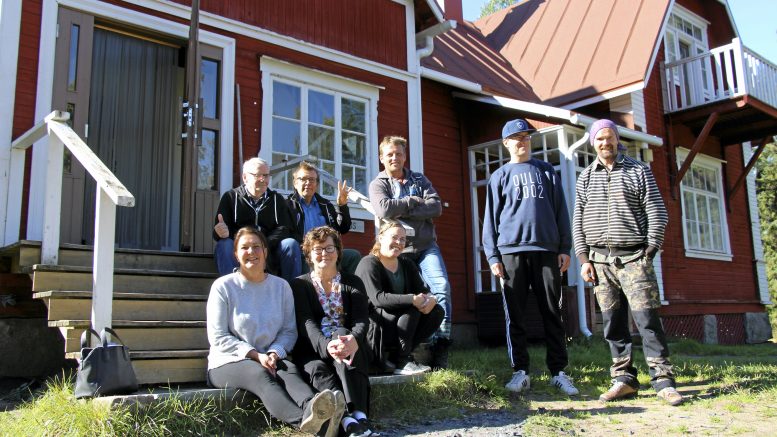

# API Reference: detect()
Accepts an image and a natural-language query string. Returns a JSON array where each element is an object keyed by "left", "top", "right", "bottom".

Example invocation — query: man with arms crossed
[{"left": 573, "top": 119, "right": 683, "bottom": 406}]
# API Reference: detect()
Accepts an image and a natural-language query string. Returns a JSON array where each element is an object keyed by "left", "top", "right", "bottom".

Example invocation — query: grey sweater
[{"left": 206, "top": 272, "right": 297, "bottom": 370}]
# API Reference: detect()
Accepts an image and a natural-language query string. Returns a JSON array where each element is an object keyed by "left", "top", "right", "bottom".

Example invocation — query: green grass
[{"left": 3, "top": 337, "right": 777, "bottom": 436}]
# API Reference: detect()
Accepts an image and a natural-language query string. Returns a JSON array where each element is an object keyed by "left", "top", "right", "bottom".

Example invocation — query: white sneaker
[
  {"left": 505, "top": 370, "right": 531, "bottom": 393},
  {"left": 550, "top": 371, "right": 579, "bottom": 396}
]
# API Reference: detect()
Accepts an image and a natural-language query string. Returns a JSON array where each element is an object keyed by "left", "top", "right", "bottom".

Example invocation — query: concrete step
[
  {"left": 54, "top": 320, "right": 208, "bottom": 354},
  {"left": 34, "top": 291, "right": 206, "bottom": 322},
  {"left": 31, "top": 264, "right": 216, "bottom": 294},
  {"left": 10, "top": 240, "right": 216, "bottom": 273}
]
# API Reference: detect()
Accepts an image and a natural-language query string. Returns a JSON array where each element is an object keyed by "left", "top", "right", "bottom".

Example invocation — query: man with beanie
[
  {"left": 572, "top": 119, "right": 683, "bottom": 406},
  {"left": 482, "top": 119, "right": 579, "bottom": 396}
]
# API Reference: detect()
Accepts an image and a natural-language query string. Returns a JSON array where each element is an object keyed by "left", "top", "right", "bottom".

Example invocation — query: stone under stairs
[{"left": 10, "top": 241, "right": 217, "bottom": 385}]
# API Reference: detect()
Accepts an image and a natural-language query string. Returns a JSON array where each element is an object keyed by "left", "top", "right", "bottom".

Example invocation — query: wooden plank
[
  {"left": 17, "top": 245, "right": 217, "bottom": 272},
  {"left": 34, "top": 291, "right": 207, "bottom": 301},
  {"left": 43, "top": 297, "right": 206, "bottom": 322},
  {"left": 50, "top": 320, "right": 206, "bottom": 328},
  {"left": 31, "top": 270, "right": 215, "bottom": 294},
  {"left": 62, "top": 327, "right": 208, "bottom": 353}
]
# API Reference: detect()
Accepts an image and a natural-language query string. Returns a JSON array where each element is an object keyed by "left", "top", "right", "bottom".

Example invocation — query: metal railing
[
  {"left": 9, "top": 110, "right": 134, "bottom": 333},
  {"left": 661, "top": 38, "right": 777, "bottom": 113}
]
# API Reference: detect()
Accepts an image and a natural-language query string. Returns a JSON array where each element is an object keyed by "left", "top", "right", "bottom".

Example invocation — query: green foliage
[
  {"left": 479, "top": 0, "right": 517, "bottom": 18},
  {"left": 755, "top": 141, "right": 777, "bottom": 337}
]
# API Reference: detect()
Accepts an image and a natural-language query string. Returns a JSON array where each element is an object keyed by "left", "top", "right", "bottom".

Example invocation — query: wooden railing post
[
  {"left": 731, "top": 38, "right": 747, "bottom": 96},
  {"left": 92, "top": 187, "right": 116, "bottom": 333},
  {"left": 40, "top": 129, "right": 64, "bottom": 265}
]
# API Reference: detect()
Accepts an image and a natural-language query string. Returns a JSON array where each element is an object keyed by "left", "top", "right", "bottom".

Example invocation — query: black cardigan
[
  {"left": 354, "top": 255, "right": 429, "bottom": 312},
  {"left": 290, "top": 272, "right": 370, "bottom": 362}
]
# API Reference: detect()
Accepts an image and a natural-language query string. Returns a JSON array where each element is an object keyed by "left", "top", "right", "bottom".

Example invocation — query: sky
[{"left": 460, "top": 0, "right": 777, "bottom": 64}]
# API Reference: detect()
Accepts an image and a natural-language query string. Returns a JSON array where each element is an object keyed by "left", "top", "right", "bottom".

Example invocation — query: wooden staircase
[{"left": 8, "top": 241, "right": 217, "bottom": 385}]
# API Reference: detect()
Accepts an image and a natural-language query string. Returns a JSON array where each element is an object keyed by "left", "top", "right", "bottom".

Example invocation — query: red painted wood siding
[
  {"left": 643, "top": 41, "right": 762, "bottom": 317},
  {"left": 172, "top": 0, "right": 408, "bottom": 70}
]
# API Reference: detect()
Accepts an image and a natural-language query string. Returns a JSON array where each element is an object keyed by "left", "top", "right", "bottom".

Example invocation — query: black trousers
[
  {"left": 298, "top": 328, "right": 371, "bottom": 414},
  {"left": 374, "top": 304, "right": 444, "bottom": 361},
  {"left": 208, "top": 359, "right": 315, "bottom": 427},
  {"left": 501, "top": 251, "right": 568, "bottom": 375}
]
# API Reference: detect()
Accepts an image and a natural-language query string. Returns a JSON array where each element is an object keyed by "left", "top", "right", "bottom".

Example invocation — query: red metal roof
[
  {"left": 473, "top": 0, "right": 671, "bottom": 107},
  {"left": 421, "top": 21, "right": 540, "bottom": 102}
]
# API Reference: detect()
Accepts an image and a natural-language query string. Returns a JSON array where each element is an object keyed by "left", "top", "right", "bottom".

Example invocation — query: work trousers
[
  {"left": 501, "top": 251, "right": 568, "bottom": 375},
  {"left": 591, "top": 253, "right": 675, "bottom": 391},
  {"left": 208, "top": 359, "right": 315, "bottom": 427}
]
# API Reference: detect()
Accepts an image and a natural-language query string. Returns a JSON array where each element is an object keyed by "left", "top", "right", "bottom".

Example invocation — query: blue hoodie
[{"left": 482, "top": 159, "right": 571, "bottom": 266}]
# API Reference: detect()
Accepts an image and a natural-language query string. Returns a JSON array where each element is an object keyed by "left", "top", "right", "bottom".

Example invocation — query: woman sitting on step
[
  {"left": 206, "top": 226, "right": 344, "bottom": 437},
  {"left": 291, "top": 226, "right": 378, "bottom": 437},
  {"left": 355, "top": 220, "right": 444, "bottom": 376}
]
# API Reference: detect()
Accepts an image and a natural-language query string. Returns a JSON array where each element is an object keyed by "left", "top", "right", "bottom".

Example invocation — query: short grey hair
[{"left": 243, "top": 157, "right": 269, "bottom": 175}]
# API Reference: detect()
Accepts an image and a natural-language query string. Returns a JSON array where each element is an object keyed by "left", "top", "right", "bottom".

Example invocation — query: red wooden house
[{"left": 0, "top": 0, "right": 772, "bottom": 382}]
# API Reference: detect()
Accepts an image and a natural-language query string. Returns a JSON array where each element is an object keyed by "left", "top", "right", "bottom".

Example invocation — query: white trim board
[{"left": 27, "top": 0, "right": 235, "bottom": 240}]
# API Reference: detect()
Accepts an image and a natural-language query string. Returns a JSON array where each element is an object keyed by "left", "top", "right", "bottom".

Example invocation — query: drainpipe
[
  {"left": 565, "top": 132, "right": 594, "bottom": 339},
  {"left": 416, "top": 20, "right": 457, "bottom": 59}
]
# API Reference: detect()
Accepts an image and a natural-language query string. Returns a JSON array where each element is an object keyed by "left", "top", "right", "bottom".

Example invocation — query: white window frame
[
  {"left": 663, "top": 6, "right": 713, "bottom": 104},
  {"left": 676, "top": 148, "right": 733, "bottom": 261},
  {"left": 259, "top": 57, "right": 380, "bottom": 220}
]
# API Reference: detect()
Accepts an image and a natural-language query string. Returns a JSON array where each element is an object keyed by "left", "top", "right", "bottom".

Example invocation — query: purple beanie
[{"left": 589, "top": 119, "right": 625, "bottom": 150}]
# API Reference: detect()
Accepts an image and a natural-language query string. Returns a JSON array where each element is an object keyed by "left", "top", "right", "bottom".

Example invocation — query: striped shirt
[{"left": 572, "top": 154, "right": 668, "bottom": 262}]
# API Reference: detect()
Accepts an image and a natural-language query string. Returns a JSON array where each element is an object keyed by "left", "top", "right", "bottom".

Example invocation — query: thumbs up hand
[{"left": 214, "top": 213, "right": 229, "bottom": 239}]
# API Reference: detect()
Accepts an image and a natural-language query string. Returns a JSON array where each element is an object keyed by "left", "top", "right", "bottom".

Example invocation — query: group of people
[
  {"left": 205, "top": 118, "right": 683, "bottom": 436},
  {"left": 207, "top": 136, "right": 452, "bottom": 436}
]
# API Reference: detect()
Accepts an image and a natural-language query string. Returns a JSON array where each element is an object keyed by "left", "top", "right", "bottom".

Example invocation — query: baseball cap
[{"left": 502, "top": 119, "right": 536, "bottom": 139}]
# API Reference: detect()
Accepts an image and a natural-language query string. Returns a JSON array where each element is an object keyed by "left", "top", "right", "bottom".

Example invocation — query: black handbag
[{"left": 74, "top": 327, "right": 139, "bottom": 399}]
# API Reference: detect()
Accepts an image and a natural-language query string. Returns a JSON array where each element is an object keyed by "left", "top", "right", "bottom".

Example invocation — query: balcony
[{"left": 661, "top": 38, "right": 777, "bottom": 145}]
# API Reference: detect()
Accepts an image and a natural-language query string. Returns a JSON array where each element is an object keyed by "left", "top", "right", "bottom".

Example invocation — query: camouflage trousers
[{"left": 590, "top": 251, "right": 675, "bottom": 390}]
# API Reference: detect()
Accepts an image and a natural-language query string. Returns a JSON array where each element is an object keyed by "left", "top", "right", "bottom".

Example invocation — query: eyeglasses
[
  {"left": 311, "top": 245, "right": 337, "bottom": 255},
  {"left": 384, "top": 235, "right": 406, "bottom": 244},
  {"left": 511, "top": 135, "right": 532, "bottom": 143},
  {"left": 247, "top": 172, "right": 270, "bottom": 179},
  {"left": 295, "top": 177, "right": 318, "bottom": 184}
]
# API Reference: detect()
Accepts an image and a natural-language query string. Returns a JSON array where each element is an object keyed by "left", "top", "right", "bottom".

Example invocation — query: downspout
[
  {"left": 566, "top": 132, "right": 594, "bottom": 339},
  {"left": 416, "top": 20, "right": 457, "bottom": 60}
]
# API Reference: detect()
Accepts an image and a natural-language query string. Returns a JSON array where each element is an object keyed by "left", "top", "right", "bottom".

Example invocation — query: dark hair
[
  {"left": 301, "top": 226, "right": 343, "bottom": 270},
  {"left": 370, "top": 220, "right": 404, "bottom": 257},
  {"left": 379, "top": 135, "right": 407, "bottom": 157},
  {"left": 293, "top": 161, "right": 320, "bottom": 181},
  {"left": 233, "top": 227, "right": 269, "bottom": 256}
]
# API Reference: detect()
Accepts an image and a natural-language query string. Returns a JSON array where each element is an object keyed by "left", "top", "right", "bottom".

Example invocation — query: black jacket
[
  {"left": 290, "top": 273, "right": 370, "bottom": 362},
  {"left": 213, "top": 186, "right": 297, "bottom": 249},
  {"left": 354, "top": 255, "right": 429, "bottom": 312},
  {"left": 287, "top": 192, "right": 352, "bottom": 240}
]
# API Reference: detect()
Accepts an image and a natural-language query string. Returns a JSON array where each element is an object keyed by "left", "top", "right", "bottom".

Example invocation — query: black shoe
[
  {"left": 344, "top": 421, "right": 372, "bottom": 437},
  {"left": 378, "top": 359, "right": 396, "bottom": 374},
  {"left": 358, "top": 418, "right": 380, "bottom": 436}
]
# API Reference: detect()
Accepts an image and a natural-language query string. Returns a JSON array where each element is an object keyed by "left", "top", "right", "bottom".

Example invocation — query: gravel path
[{"left": 376, "top": 409, "right": 529, "bottom": 437}]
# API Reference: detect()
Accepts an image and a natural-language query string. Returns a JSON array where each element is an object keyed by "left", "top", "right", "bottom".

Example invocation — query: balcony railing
[{"left": 661, "top": 38, "right": 777, "bottom": 113}]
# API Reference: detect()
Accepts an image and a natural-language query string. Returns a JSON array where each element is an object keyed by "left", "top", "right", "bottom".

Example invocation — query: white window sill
[{"left": 684, "top": 249, "right": 733, "bottom": 262}]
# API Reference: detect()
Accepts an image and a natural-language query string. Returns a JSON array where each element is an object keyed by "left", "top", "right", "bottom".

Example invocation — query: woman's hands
[
  {"left": 327, "top": 334, "right": 359, "bottom": 363},
  {"left": 412, "top": 293, "right": 437, "bottom": 314},
  {"left": 247, "top": 349, "right": 278, "bottom": 376}
]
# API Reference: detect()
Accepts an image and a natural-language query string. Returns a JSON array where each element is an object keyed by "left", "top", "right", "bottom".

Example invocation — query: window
[
  {"left": 199, "top": 45, "right": 223, "bottom": 191},
  {"left": 677, "top": 149, "right": 732, "bottom": 261},
  {"left": 260, "top": 58, "right": 379, "bottom": 204},
  {"left": 663, "top": 7, "right": 712, "bottom": 106}
]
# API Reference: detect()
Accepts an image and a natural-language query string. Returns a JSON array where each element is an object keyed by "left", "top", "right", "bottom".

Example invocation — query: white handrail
[{"left": 9, "top": 110, "right": 135, "bottom": 333}]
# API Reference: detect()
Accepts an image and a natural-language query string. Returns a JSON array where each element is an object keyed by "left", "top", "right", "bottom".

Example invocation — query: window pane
[
  {"left": 711, "top": 224, "right": 723, "bottom": 250},
  {"left": 342, "top": 98, "right": 365, "bottom": 133},
  {"left": 308, "top": 90, "right": 334, "bottom": 126},
  {"left": 271, "top": 153, "right": 294, "bottom": 191},
  {"left": 273, "top": 82, "right": 301, "bottom": 119},
  {"left": 342, "top": 165, "right": 354, "bottom": 190},
  {"left": 68, "top": 25, "right": 80, "bottom": 91},
  {"left": 699, "top": 222, "right": 711, "bottom": 249},
  {"left": 273, "top": 118, "right": 301, "bottom": 154},
  {"left": 696, "top": 195, "right": 709, "bottom": 223},
  {"left": 342, "top": 133, "right": 365, "bottom": 164},
  {"left": 198, "top": 130, "right": 217, "bottom": 190},
  {"left": 308, "top": 125, "right": 334, "bottom": 160},
  {"left": 322, "top": 162, "right": 336, "bottom": 197},
  {"left": 683, "top": 191, "right": 697, "bottom": 221},
  {"left": 201, "top": 59, "right": 219, "bottom": 119},
  {"left": 688, "top": 219, "right": 699, "bottom": 248},
  {"left": 355, "top": 167, "right": 367, "bottom": 194}
]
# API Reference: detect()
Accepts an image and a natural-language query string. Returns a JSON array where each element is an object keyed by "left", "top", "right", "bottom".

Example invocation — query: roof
[
  {"left": 472, "top": 0, "right": 671, "bottom": 107},
  {"left": 421, "top": 21, "right": 540, "bottom": 102}
]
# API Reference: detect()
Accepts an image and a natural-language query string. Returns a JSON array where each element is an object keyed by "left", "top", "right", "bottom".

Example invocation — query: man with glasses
[
  {"left": 213, "top": 157, "right": 301, "bottom": 281},
  {"left": 287, "top": 161, "right": 362, "bottom": 274},
  {"left": 482, "top": 119, "right": 578, "bottom": 396},
  {"left": 369, "top": 135, "right": 452, "bottom": 369}
]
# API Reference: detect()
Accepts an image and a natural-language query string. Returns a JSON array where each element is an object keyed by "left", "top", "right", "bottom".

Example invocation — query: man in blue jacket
[{"left": 482, "top": 119, "right": 578, "bottom": 396}]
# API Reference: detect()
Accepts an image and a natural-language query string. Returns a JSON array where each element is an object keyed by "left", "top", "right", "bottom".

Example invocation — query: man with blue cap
[
  {"left": 482, "top": 118, "right": 578, "bottom": 396},
  {"left": 572, "top": 119, "right": 683, "bottom": 406}
]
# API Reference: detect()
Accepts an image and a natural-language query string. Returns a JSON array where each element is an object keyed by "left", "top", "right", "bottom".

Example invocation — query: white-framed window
[
  {"left": 259, "top": 57, "right": 379, "bottom": 214},
  {"left": 663, "top": 6, "right": 713, "bottom": 104},
  {"left": 676, "top": 149, "right": 732, "bottom": 261}
]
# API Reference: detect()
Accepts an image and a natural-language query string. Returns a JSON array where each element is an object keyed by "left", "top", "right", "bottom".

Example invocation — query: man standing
[
  {"left": 572, "top": 119, "right": 683, "bottom": 406},
  {"left": 482, "top": 119, "right": 578, "bottom": 396},
  {"left": 369, "top": 136, "right": 451, "bottom": 368},
  {"left": 213, "top": 157, "right": 301, "bottom": 281},
  {"left": 287, "top": 161, "right": 362, "bottom": 274}
]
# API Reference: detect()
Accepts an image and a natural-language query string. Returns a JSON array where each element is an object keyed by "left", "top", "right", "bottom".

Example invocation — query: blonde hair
[
  {"left": 378, "top": 135, "right": 407, "bottom": 157},
  {"left": 370, "top": 220, "right": 405, "bottom": 257}
]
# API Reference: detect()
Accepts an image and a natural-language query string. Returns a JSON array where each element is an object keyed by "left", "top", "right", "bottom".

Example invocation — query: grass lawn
[{"left": 2, "top": 337, "right": 776, "bottom": 436}]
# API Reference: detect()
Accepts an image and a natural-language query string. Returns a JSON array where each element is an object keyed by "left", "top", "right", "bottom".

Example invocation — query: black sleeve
[
  {"left": 213, "top": 191, "right": 236, "bottom": 241},
  {"left": 290, "top": 277, "right": 330, "bottom": 360},
  {"left": 264, "top": 193, "right": 295, "bottom": 248},
  {"left": 401, "top": 257, "right": 431, "bottom": 295},
  {"left": 354, "top": 256, "right": 415, "bottom": 311},
  {"left": 341, "top": 273, "right": 370, "bottom": 343}
]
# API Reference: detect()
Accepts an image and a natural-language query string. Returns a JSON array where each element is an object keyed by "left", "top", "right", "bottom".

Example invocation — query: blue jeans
[
  {"left": 214, "top": 237, "right": 301, "bottom": 282},
  {"left": 406, "top": 243, "right": 452, "bottom": 341}
]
